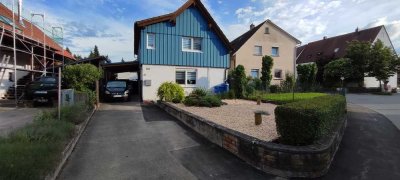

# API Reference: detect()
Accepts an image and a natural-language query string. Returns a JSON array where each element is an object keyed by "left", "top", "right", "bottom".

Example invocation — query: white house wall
[
  {"left": 141, "top": 64, "right": 226, "bottom": 101},
  {"left": 366, "top": 27, "right": 398, "bottom": 88}
]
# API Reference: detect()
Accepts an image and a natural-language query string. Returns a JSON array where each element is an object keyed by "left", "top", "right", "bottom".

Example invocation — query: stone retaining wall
[{"left": 158, "top": 102, "right": 347, "bottom": 178}]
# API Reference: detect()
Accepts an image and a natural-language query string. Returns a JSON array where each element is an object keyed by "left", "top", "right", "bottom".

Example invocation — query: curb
[{"left": 46, "top": 107, "right": 97, "bottom": 180}]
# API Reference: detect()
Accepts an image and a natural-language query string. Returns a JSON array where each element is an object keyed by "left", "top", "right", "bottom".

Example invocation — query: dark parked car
[
  {"left": 103, "top": 80, "right": 132, "bottom": 101},
  {"left": 25, "top": 76, "right": 59, "bottom": 105}
]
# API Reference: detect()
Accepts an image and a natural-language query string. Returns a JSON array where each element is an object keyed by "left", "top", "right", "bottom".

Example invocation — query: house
[
  {"left": 230, "top": 20, "right": 301, "bottom": 85},
  {"left": 134, "top": 0, "right": 231, "bottom": 101},
  {"left": 0, "top": 3, "right": 74, "bottom": 99},
  {"left": 296, "top": 25, "right": 398, "bottom": 88}
]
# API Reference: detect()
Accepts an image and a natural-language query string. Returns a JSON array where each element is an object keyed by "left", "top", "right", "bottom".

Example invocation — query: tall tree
[
  {"left": 93, "top": 45, "right": 100, "bottom": 57},
  {"left": 66, "top": 47, "right": 71, "bottom": 54},
  {"left": 88, "top": 50, "right": 94, "bottom": 58},
  {"left": 345, "top": 40, "right": 372, "bottom": 86},
  {"left": 367, "top": 40, "right": 400, "bottom": 90},
  {"left": 323, "top": 58, "right": 353, "bottom": 87},
  {"left": 232, "top": 65, "right": 246, "bottom": 98},
  {"left": 260, "top": 55, "right": 273, "bottom": 90}
]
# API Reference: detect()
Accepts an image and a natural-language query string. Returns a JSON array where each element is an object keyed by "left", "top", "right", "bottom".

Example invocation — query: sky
[{"left": 17, "top": 0, "right": 400, "bottom": 61}]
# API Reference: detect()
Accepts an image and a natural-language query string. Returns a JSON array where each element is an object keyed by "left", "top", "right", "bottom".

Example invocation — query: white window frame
[
  {"left": 271, "top": 47, "right": 279, "bottom": 57},
  {"left": 251, "top": 69, "right": 259, "bottom": 78},
  {"left": 175, "top": 69, "right": 197, "bottom": 86},
  {"left": 147, "top": 33, "right": 155, "bottom": 49},
  {"left": 254, "top": 45, "right": 262, "bottom": 56},
  {"left": 182, "top": 37, "right": 202, "bottom": 52}
]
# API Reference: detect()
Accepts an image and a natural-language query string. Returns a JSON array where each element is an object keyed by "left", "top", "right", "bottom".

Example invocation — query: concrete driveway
[
  {"left": 347, "top": 93, "right": 400, "bottom": 130},
  {"left": 58, "top": 101, "right": 269, "bottom": 180},
  {"left": 0, "top": 107, "right": 40, "bottom": 136}
]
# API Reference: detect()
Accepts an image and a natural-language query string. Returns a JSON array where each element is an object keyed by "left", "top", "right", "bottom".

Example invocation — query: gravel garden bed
[{"left": 169, "top": 99, "right": 278, "bottom": 141}]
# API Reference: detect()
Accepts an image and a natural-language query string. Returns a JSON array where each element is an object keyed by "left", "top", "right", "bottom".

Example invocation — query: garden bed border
[{"left": 157, "top": 102, "right": 347, "bottom": 178}]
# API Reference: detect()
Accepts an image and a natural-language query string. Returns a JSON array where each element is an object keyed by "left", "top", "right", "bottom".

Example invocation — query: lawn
[{"left": 249, "top": 92, "right": 327, "bottom": 104}]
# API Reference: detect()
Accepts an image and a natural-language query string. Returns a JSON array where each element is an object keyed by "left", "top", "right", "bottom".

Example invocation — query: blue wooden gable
[{"left": 139, "top": 6, "right": 230, "bottom": 68}]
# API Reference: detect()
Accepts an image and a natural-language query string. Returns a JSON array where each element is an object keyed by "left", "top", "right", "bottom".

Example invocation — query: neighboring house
[
  {"left": 0, "top": 3, "right": 74, "bottom": 99},
  {"left": 134, "top": 0, "right": 231, "bottom": 101},
  {"left": 230, "top": 20, "right": 301, "bottom": 85},
  {"left": 297, "top": 25, "right": 398, "bottom": 88}
]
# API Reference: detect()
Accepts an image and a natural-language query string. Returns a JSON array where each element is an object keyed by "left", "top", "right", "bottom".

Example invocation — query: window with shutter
[
  {"left": 182, "top": 37, "right": 202, "bottom": 52},
  {"left": 186, "top": 71, "right": 197, "bottom": 84}
]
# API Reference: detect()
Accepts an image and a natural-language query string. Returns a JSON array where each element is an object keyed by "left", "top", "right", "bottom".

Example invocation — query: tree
[
  {"left": 66, "top": 47, "right": 71, "bottom": 54},
  {"left": 260, "top": 55, "right": 273, "bottom": 90},
  {"left": 93, "top": 45, "right": 100, "bottom": 57},
  {"left": 345, "top": 40, "right": 372, "bottom": 86},
  {"left": 297, "top": 63, "right": 318, "bottom": 91},
  {"left": 88, "top": 50, "right": 94, "bottom": 58},
  {"left": 63, "top": 64, "right": 103, "bottom": 92},
  {"left": 367, "top": 40, "right": 400, "bottom": 90},
  {"left": 121, "top": 58, "right": 125, "bottom": 62},
  {"left": 73, "top": 54, "right": 83, "bottom": 60},
  {"left": 231, "top": 65, "right": 246, "bottom": 98},
  {"left": 323, "top": 58, "right": 353, "bottom": 87}
]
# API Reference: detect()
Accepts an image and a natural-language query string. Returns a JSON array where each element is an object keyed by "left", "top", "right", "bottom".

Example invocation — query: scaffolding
[{"left": 0, "top": 1, "right": 68, "bottom": 106}]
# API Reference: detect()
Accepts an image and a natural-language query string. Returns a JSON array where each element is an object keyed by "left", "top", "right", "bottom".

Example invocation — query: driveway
[
  {"left": 59, "top": 101, "right": 400, "bottom": 179},
  {"left": 347, "top": 93, "right": 400, "bottom": 130},
  {"left": 0, "top": 107, "right": 40, "bottom": 136},
  {"left": 58, "top": 101, "right": 269, "bottom": 180}
]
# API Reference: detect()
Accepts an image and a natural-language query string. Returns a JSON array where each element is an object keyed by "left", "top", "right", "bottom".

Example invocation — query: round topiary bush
[{"left": 157, "top": 82, "right": 185, "bottom": 103}]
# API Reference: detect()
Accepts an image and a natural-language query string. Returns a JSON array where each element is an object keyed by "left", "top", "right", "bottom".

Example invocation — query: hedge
[{"left": 274, "top": 95, "right": 346, "bottom": 145}]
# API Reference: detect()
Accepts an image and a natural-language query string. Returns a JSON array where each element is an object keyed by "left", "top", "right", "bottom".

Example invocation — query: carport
[{"left": 101, "top": 61, "right": 141, "bottom": 101}]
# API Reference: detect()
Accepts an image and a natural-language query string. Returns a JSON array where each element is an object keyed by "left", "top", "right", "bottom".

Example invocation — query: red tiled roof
[
  {"left": 0, "top": 3, "right": 74, "bottom": 60},
  {"left": 296, "top": 26, "right": 383, "bottom": 64}
]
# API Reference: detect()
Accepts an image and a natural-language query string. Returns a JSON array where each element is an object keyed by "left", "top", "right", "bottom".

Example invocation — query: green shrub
[
  {"left": 183, "top": 95, "right": 222, "bottom": 107},
  {"left": 189, "top": 88, "right": 209, "bottom": 98},
  {"left": 275, "top": 95, "right": 346, "bottom": 145},
  {"left": 231, "top": 65, "right": 247, "bottom": 98},
  {"left": 261, "top": 56, "right": 274, "bottom": 90},
  {"left": 269, "top": 85, "right": 280, "bottom": 93},
  {"left": 63, "top": 64, "right": 103, "bottom": 92},
  {"left": 157, "top": 82, "right": 185, "bottom": 103},
  {"left": 217, "top": 90, "right": 236, "bottom": 99},
  {"left": 280, "top": 72, "right": 295, "bottom": 93}
]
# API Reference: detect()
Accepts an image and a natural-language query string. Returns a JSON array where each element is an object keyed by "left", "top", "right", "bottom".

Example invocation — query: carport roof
[{"left": 102, "top": 61, "right": 139, "bottom": 73}]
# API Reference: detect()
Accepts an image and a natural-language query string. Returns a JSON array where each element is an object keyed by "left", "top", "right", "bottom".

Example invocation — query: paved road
[
  {"left": 347, "top": 93, "right": 400, "bottom": 130},
  {"left": 59, "top": 101, "right": 400, "bottom": 179},
  {"left": 0, "top": 107, "right": 40, "bottom": 136}
]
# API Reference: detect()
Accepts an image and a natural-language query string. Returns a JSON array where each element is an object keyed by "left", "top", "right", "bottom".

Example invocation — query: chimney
[
  {"left": 250, "top": 23, "right": 255, "bottom": 30},
  {"left": 323, "top": 36, "right": 327, "bottom": 40},
  {"left": 18, "top": 0, "right": 25, "bottom": 27}
]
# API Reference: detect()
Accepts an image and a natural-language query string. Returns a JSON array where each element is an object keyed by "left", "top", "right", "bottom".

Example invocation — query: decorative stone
[{"left": 254, "top": 110, "right": 269, "bottom": 125}]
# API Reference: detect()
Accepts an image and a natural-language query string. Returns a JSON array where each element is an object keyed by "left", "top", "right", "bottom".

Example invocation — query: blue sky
[{"left": 20, "top": 0, "right": 400, "bottom": 61}]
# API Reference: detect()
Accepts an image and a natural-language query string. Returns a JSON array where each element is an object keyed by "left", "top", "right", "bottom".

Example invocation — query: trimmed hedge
[{"left": 275, "top": 95, "right": 346, "bottom": 145}]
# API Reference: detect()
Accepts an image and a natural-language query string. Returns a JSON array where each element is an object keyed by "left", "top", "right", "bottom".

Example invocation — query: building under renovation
[{"left": 0, "top": 2, "right": 74, "bottom": 101}]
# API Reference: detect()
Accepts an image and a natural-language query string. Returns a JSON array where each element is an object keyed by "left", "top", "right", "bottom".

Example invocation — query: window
[
  {"left": 147, "top": 33, "right": 155, "bottom": 49},
  {"left": 274, "top": 69, "right": 282, "bottom": 79},
  {"left": 265, "top": 27, "right": 269, "bottom": 34},
  {"left": 254, "top": 46, "right": 262, "bottom": 56},
  {"left": 176, "top": 69, "right": 197, "bottom": 85},
  {"left": 175, "top": 71, "right": 186, "bottom": 84},
  {"left": 251, "top": 69, "right": 259, "bottom": 78},
  {"left": 271, "top": 47, "right": 279, "bottom": 57},
  {"left": 182, "top": 37, "right": 202, "bottom": 52}
]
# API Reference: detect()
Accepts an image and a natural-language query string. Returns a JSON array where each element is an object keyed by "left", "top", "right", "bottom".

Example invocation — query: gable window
[
  {"left": 274, "top": 69, "right": 282, "bottom": 79},
  {"left": 176, "top": 69, "right": 197, "bottom": 85},
  {"left": 254, "top": 45, "right": 262, "bottom": 56},
  {"left": 251, "top": 69, "right": 259, "bottom": 78},
  {"left": 265, "top": 27, "right": 270, "bottom": 34},
  {"left": 147, "top": 33, "right": 155, "bottom": 49},
  {"left": 271, "top": 47, "right": 279, "bottom": 57},
  {"left": 182, "top": 37, "right": 202, "bottom": 52}
]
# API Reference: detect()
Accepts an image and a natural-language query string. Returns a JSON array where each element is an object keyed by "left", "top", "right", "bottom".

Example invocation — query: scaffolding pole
[{"left": 12, "top": 0, "right": 17, "bottom": 106}]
